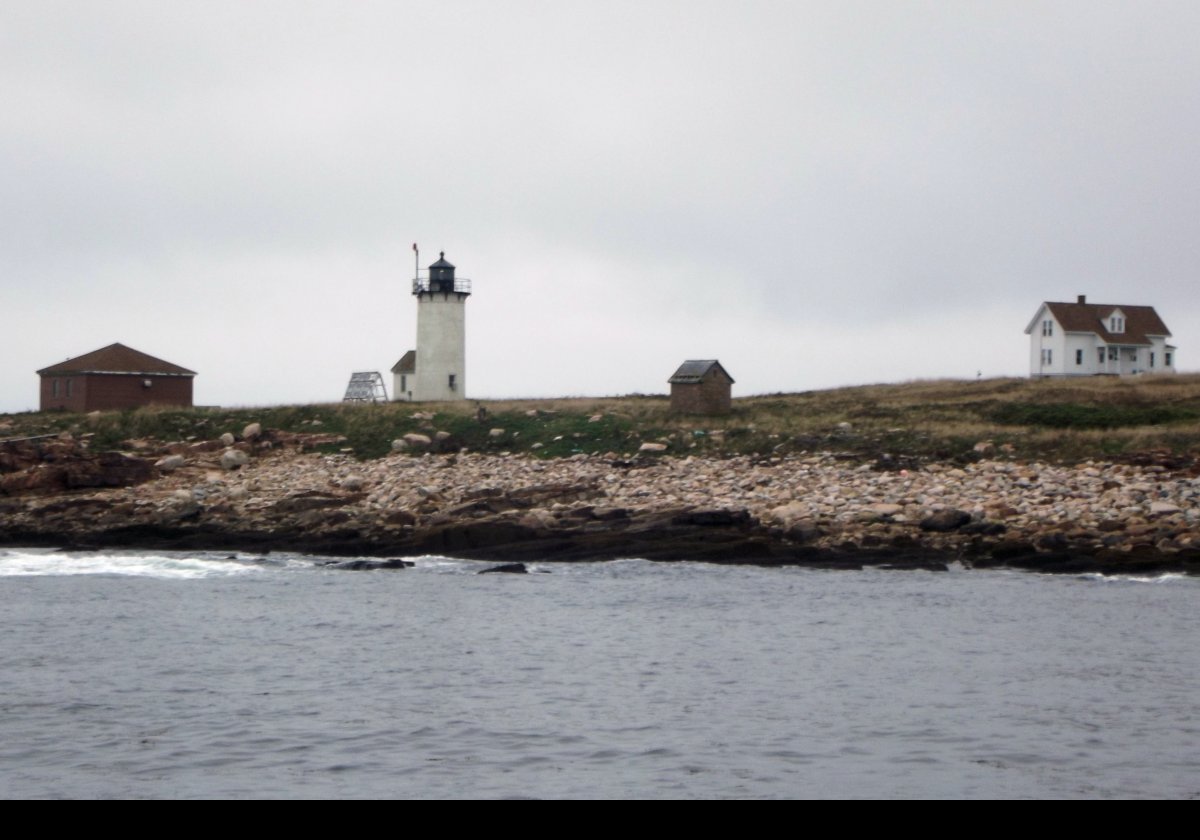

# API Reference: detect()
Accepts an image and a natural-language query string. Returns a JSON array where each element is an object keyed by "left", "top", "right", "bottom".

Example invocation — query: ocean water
[{"left": 1, "top": 548, "right": 1197, "bottom": 799}]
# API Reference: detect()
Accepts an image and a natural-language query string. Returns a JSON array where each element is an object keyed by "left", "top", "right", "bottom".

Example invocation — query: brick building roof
[
  {"left": 668, "top": 360, "right": 735, "bottom": 384},
  {"left": 37, "top": 343, "right": 196, "bottom": 377}
]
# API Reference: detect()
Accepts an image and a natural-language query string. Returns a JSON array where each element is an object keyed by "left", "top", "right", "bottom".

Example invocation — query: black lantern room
[{"left": 428, "top": 252, "right": 456, "bottom": 293}]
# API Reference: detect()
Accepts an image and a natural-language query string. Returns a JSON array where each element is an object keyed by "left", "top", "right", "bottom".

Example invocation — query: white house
[{"left": 1025, "top": 295, "right": 1176, "bottom": 377}]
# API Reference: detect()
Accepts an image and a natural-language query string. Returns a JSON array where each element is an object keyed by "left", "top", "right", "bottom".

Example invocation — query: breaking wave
[{"left": 0, "top": 548, "right": 266, "bottom": 579}]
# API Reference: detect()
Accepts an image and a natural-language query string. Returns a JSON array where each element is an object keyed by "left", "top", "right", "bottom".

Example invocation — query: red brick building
[
  {"left": 37, "top": 343, "right": 196, "bottom": 412},
  {"left": 668, "top": 360, "right": 734, "bottom": 415}
]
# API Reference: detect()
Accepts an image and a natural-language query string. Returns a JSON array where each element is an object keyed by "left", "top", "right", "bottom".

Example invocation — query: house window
[
  {"left": 448, "top": 374, "right": 457, "bottom": 391},
  {"left": 1075, "top": 349, "right": 1083, "bottom": 366},
  {"left": 1098, "top": 347, "right": 1105, "bottom": 364},
  {"left": 1150, "top": 352, "right": 1155, "bottom": 368},
  {"left": 1110, "top": 316, "right": 1124, "bottom": 333},
  {"left": 1042, "top": 320, "right": 1053, "bottom": 337},
  {"left": 1108, "top": 347, "right": 1119, "bottom": 361},
  {"left": 1166, "top": 352, "right": 1173, "bottom": 367},
  {"left": 400, "top": 375, "right": 406, "bottom": 394},
  {"left": 1041, "top": 349, "right": 1052, "bottom": 366}
]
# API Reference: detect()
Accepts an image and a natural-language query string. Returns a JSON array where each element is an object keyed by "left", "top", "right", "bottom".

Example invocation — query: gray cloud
[{"left": 3, "top": 1, "right": 1197, "bottom": 411}]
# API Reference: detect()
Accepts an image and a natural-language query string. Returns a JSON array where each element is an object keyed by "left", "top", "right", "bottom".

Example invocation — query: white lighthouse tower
[{"left": 392, "top": 250, "right": 471, "bottom": 402}]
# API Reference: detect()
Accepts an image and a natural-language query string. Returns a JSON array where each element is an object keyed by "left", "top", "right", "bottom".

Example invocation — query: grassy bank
[{"left": 4, "top": 374, "right": 1200, "bottom": 464}]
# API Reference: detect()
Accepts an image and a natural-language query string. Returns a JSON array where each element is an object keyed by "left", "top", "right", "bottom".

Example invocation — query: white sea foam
[
  {"left": 1079, "top": 571, "right": 1192, "bottom": 584},
  {"left": 0, "top": 549, "right": 263, "bottom": 579},
  {"left": 406, "top": 554, "right": 484, "bottom": 573}
]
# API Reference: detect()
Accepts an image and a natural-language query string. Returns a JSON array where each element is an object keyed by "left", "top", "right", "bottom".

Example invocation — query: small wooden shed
[
  {"left": 668, "top": 360, "right": 734, "bottom": 414},
  {"left": 37, "top": 343, "right": 196, "bottom": 412}
]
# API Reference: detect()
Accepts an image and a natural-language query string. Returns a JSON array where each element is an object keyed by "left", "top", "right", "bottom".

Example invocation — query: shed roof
[
  {"left": 37, "top": 343, "right": 196, "bottom": 377},
  {"left": 1028, "top": 301, "right": 1171, "bottom": 346},
  {"left": 390, "top": 350, "right": 416, "bottom": 374},
  {"left": 668, "top": 360, "right": 734, "bottom": 385}
]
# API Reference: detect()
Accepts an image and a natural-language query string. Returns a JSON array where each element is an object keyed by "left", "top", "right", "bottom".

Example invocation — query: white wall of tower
[{"left": 412, "top": 292, "right": 467, "bottom": 401}]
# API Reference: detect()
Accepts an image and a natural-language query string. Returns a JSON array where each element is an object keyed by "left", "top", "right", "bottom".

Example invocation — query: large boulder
[
  {"left": 784, "top": 520, "right": 821, "bottom": 542},
  {"left": 322, "top": 558, "right": 413, "bottom": 571},
  {"left": 919, "top": 509, "right": 972, "bottom": 532},
  {"left": 383, "top": 509, "right": 417, "bottom": 526},
  {"left": 767, "top": 502, "right": 808, "bottom": 529},
  {"left": 479, "top": 562, "right": 528, "bottom": 574},
  {"left": 220, "top": 449, "right": 250, "bottom": 470},
  {"left": 155, "top": 454, "right": 186, "bottom": 472}
]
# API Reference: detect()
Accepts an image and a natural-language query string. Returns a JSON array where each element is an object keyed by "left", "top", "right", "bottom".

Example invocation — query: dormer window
[{"left": 1109, "top": 316, "right": 1124, "bottom": 333}]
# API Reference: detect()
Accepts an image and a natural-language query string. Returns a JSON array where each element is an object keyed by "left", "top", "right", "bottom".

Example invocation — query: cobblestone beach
[{"left": 3, "top": 427, "right": 1199, "bottom": 573}]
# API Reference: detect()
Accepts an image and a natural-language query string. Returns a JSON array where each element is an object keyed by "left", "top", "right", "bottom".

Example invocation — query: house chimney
[{"left": 1077, "top": 294, "right": 1087, "bottom": 304}]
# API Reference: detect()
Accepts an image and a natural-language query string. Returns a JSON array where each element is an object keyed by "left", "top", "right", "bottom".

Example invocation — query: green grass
[
  {"left": 984, "top": 402, "right": 1199, "bottom": 429},
  {"left": 5, "top": 373, "right": 1200, "bottom": 464}
]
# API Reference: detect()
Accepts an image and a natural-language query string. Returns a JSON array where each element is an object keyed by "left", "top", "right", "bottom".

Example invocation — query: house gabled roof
[
  {"left": 37, "top": 343, "right": 196, "bottom": 377},
  {"left": 668, "top": 359, "right": 735, "bottom": 385},
  {"left": 1026, "top": 301, "right": 1171, "bottom": 346},
  {"left": 390, "top": 350, "right": 416, "bottom": 374}
]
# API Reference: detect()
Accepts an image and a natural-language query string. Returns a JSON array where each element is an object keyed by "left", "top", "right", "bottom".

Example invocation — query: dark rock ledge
[{"left": 3, "top": 507, "right": 1198, "bottom": 576}]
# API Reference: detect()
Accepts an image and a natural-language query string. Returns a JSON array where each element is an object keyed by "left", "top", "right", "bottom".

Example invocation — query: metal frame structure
[{"left": 343, "top": 371, "right": 389, "bottom": 403}]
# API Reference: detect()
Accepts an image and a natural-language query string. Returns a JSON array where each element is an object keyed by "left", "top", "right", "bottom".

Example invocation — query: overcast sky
[{"left": 2, "top": 1, "right": 1197, "bottom": 413}]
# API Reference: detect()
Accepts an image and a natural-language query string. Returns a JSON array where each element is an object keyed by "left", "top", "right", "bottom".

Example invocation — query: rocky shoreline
[{"left": 2, "top": 427, "right": 1199, "bottom": 575}]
